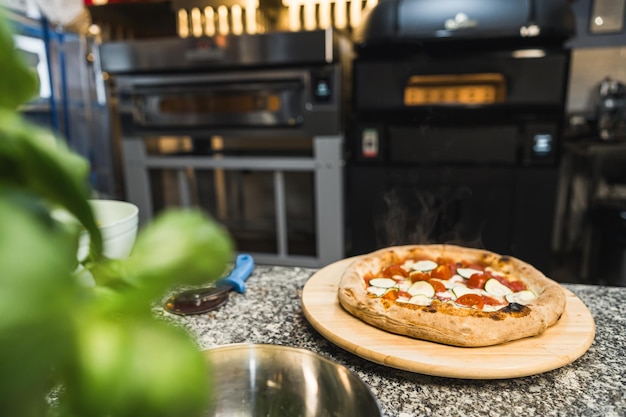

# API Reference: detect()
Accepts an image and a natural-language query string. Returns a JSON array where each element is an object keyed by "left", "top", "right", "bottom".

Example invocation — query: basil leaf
[
  {"left": 0, "top": 191, "right": 77, "bottom": 417},
  {"left": 0, "top": 109, "right": 102, "bottom": 259}
]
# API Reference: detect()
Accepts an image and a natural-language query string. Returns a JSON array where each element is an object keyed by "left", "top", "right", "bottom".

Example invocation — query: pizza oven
[
  {"left": 346, "top": 0, "right": 576, "bottom": 272},
  {"left": 100, "top": 29, "right": 352, "bottom": 267}
]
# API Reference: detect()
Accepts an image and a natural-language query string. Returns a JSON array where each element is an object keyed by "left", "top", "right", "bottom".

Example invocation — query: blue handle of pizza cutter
[{"left": 216, "top": 254, "right": 254, "bottom": 293}]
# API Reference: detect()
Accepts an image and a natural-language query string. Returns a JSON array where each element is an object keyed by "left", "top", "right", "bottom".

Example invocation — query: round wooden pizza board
[{"left": 301, "top": 257, "right": 596, "bottom": 379}]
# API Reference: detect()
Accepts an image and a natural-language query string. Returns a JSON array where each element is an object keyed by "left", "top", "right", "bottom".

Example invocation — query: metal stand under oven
[
  {"left": 100, "top": 29, "right": 351, "bottom": 267},
  {"left": 121, "top": 135, "right": 344, "bottom": 267}
]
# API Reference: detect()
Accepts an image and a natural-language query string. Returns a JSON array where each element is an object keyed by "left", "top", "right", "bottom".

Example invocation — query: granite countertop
[{"left": 158, "top": 264, "right": 626, "bottom": 417}]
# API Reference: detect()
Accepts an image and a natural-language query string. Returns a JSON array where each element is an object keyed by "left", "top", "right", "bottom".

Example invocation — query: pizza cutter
[{"left": 164, "top": 254, "right": 254, "bottom": 315}]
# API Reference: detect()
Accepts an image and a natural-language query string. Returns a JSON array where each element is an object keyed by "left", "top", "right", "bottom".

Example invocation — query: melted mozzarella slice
[
  {"left": 408, "top": 281, "right": 435, "bottom": 297},
  {"left": 456, "top": 267, "right": 483, "bottom": 278},
  {"left": 412, "top": 260, "right": 438, "bottom": 271},
  {"left": 367, "top": 286, "right": 387, "bottom": 297},
  {"left": 483, "top": 304, "right": 505, "bottom": 312},
  {"left": 369, "top": 278, "right": 397, "bottom": 288},
  {"left": 437, "top": 290, "right": 456, "bottom": 300},
  {"left": 451, "top": 285, "right": 481, "bottom": 298},
  {"left": 444, "top": 275, "right": 466, "bottom": 289},
  {"left": 505, "top": 290, "right": 537, "bottom": 305},
  {"left": 408, "top": 294, "right": 432, "bottom": 306},
  {"left": 484, "top": 278, "right": 513, "bottom": 296}
]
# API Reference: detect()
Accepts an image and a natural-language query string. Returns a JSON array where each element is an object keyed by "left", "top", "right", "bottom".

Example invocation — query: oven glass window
[
  {"left": 158, "top": 92, "right": 281, "bottom": 114},
  {"left": 140, "top": 83, "right": 303, "bottom": 127},
  {"left": 405, "top": 85, "right": 498, "bottom": 105},
  {"left": 404, "top": 73, "right": 506, "bottom": 105}
]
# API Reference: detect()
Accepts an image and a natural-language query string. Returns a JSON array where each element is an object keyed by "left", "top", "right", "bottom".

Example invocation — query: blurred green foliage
[{"left": 0, "top": 10, "right": 233, "bottom": 417}]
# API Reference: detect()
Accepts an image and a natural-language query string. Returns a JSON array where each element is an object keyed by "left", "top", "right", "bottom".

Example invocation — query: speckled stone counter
[{"left": 157, "top": 265, "right": 626, "bottom": 417}]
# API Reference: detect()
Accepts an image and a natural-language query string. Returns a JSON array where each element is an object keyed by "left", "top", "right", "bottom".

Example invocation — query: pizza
[{"left": 337, "top": 244, "right": 566, "bottom": 347}]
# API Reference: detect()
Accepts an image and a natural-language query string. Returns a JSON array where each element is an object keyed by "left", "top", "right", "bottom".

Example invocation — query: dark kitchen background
[{"left": 5, "top": 0, "right": 626, "bottom": 286}]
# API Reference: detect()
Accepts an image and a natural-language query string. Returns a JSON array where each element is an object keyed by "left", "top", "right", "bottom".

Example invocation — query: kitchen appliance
[
  {"left": 594, "top": 77, "right": 626, "bottom": 141},
  {"left": 347, "top": 0, "right": 575, "bottom": 272},
  {"left": 99, "top": 29, "right": 351, "bottom": 267}
]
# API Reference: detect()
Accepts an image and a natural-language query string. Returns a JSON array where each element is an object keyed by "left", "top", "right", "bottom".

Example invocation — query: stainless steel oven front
[
  {"left": 115, "top": 67, "right": 344, "bottom": 136},
  {"left": 101, "top": 29, "right": 350, "bottom": 267}
]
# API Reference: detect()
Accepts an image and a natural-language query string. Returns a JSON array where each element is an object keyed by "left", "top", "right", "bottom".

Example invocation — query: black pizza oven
[{"left": 346, "top": 0, "right": 576, "bottom": 273}]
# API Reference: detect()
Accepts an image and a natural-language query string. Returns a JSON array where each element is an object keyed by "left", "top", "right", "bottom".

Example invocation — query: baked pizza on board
[{"left": 337, "top": 245, "right": 566, "bottom": 347}]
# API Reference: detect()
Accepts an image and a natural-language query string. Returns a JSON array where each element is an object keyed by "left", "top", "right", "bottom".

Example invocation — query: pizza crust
[{"left": 337, "top": 245, "right": 567, "bottom": 347}]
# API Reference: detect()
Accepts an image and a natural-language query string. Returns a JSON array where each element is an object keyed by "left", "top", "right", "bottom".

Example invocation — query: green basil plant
[{"left": 0, "top": 11, "right": 233, "bottom": 417}]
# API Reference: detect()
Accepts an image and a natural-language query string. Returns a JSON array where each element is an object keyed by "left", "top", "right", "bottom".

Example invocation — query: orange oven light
[{"left": 404, "top": 73, "right": 506, "bottom": 106}]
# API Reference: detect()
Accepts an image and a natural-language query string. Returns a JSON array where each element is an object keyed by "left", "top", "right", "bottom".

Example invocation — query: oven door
[
  {"left": 348, "top": 165, "right": 515, "bottom": 255},
  {"left": 347, "top": 163, "right": 558, "bottom": 272},
  {"left": 116, "top": 70, "right": 309, "bottom": 131}
]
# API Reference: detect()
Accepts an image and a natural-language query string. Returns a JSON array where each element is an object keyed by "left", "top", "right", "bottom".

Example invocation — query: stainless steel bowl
[{"left": 203, "top": 344, "right": 382, "bottom": 417}]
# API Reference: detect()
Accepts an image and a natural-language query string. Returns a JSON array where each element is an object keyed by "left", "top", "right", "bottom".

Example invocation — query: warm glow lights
[
  {"left": 512, "top": 49, "right": 546, "bottom": 59},
  {"left": 204, "top": 7, "right": 216, "bottom": 36},
  {"left": 318, "top": 0, "right": 331, "bottom": 29},
  {"left": 177, "top": 9, "right": 189, "bottom": 38},
  {"left": 191, "top": 7, "right": 203, "bottom": 37},
  {"left": 288, "top": 3, "right": 300, "bottom": 31},
  {"left": 231, "top": 5, "right": 243, "bottom": 34},
  {"left": 349, "top": 0, "right": 362, "bottom": 29},
  {"left": 217, "top": 5, "right": 230, "bottom": 35},
  {"left": 288, "top": 0, "right": 376, "bottom": 31},
  {"left": 304, "top": 0, "right": 316, "bottom": 30},
  {"left": 177, "top": 0, "right": 373, "bottom": 37},
  {"left": 334, "top": 0, "right": 347, "bottom": 29},
  {"left": 245, "top": 0, "right": 257, "bottom": 34}
]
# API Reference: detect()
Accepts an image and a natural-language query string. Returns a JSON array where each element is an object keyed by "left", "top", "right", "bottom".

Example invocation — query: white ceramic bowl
[{"left": 77, "top": 199, "right": 139, "bottom": 261}]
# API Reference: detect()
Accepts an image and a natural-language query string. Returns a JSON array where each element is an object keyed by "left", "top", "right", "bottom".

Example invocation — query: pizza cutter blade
[{"left": 163, "top": 254, "right": 254, "bottom": 315}]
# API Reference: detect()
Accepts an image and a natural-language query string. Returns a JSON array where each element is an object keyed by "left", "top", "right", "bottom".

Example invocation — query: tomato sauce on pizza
[
  {"left": 364, "top": 257, "right": 538, "bottom": 313},
  {"left": 337, "top": 245, "right": 567, "bottom": 347}
]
